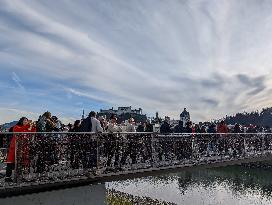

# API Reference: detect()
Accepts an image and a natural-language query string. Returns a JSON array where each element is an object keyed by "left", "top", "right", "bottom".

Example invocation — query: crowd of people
[
  {"left": 0, "top": 111, "right": 271, "bottom": 183},
  {"left": 0, "top": 111, "right": 154, "bottom": 134},
  {"left": 163, "top": 119, "right": 272, "bottom": 134},
  {"left": 0, "top": 111, "right": 155, "bottom": 182},
  {"left": 1, "top": 111, "right": 270, "bottom": 137}
]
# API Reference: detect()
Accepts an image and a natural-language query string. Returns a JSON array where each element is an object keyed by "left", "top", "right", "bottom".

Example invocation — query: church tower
[{"left": 180, "top": 108, "right": 190, "bottom": 127}]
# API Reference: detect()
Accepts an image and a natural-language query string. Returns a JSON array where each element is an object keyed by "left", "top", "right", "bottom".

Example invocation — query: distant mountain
[
  {"left": 223, "top": 107, "right": 272, "bottom": 127},
  {"left": 0, "top": 121, "right": 17, "bottom": 130}
]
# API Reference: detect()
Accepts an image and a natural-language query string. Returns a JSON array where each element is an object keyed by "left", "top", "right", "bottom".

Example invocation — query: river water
[
  {"left": 1, "top": 165, "right": 272, "bottom": 205},
  {"left": 108, "top": 165, "right": 272, "bottom": 205}
]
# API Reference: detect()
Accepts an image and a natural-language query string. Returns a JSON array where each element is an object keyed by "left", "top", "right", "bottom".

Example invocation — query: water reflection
[
  {"left": 1, "top": 165, "right": 272, "bottom": 205},
  {"left": 175, "top": 166, "right": 272, "bottom": 198},
  {"left": 108, "top": 165, "right": 272, "bottom": 205}
]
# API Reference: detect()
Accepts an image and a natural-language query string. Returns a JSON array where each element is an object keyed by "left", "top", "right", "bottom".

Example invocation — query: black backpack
[{"left": 79, "top": 117, "right": 92, "bottom": 132}]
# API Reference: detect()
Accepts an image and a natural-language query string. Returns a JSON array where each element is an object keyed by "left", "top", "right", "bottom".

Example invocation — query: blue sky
[{"left": 1, "top": 0, "right": 272, "bottom": 124}]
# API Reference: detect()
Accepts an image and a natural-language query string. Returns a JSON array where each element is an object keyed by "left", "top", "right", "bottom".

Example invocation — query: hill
[
  {"left": 224, "top": 107, "right": 272, "bottom": 127},
  {"left": 0, "top": 121, "right": 17, "bottom": 131}
]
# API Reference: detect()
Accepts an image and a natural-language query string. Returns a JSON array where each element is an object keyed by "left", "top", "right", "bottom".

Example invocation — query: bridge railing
[{"left": 1, "top": 132, "right": 272, "bottom": 183}]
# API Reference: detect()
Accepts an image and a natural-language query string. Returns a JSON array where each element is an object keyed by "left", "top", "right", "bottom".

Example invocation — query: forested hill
[{"left": 224, "top": 107, "right": 272, "bottom": 127}]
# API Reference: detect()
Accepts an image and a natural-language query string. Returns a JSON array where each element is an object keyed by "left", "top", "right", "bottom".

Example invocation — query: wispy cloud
[
  {"left": 0, "top": 107, "right": 39, "bottom": 124},
  {"left": 1, "top": 0, "right": 272, "bottom": 123},
  {"left": 11, "top": 71, "right": 25, "bottom": 90}
]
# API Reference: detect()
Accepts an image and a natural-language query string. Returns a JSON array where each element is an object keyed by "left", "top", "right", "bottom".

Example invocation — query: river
[{"left": 1, "top": 165, "right": 272, "bottom": 205}]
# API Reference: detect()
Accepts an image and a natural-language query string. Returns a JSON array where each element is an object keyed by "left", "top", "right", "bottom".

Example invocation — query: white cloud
[
  {"left": 0, "top": 107, "right": 75, "bottom": 125},
  {"left": 1, "top": 0, "right": 272, "bottom": 122},
  {"left": 0, "top": 108, "right": 39, "bottom": 124}
]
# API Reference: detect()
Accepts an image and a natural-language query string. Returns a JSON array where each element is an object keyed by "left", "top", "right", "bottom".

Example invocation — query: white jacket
[
  {"left": 126, "top": 124, "right": 136, "bottom": 132},
  {"left": 91, "top": 117, "right": 103, "bottom": 133},
  {"left": 107, "top": 123, "right": 122, "bottom": 133}
]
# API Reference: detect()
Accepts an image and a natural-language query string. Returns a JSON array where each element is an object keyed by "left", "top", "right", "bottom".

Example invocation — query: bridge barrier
[{"left": 1, "top": 132, "right": 272, "bottom": 187}]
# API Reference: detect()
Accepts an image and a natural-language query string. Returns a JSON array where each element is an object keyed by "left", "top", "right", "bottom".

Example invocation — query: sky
[{"left": 1, "top": 0, "right": 272, "bottom": 124}]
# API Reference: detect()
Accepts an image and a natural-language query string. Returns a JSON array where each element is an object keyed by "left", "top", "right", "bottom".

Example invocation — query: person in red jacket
[
  {"left": 5, "top": 117, "right": 36, "bottom": 182},
  {"left": 217, "top": 121, "right": 229, "bottom": 133},
  {"left": 216, "top": 121, "right": 229, "bottom": 155}
]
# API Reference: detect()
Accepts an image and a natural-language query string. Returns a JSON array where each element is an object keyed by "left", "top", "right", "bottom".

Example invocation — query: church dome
[{"left": 180, "top": 109, "right": 190, "bottom": 118}]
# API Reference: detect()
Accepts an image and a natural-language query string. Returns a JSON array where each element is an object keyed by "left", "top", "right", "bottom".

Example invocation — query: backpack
[
  {"left": 37, "top": 116, "right": 47, "bottom": 132},
  {"left": 79, "top": 117, "right": 92, "bottom": 132}
]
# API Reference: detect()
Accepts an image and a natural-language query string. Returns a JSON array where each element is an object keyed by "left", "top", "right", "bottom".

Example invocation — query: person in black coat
[
  {"left": 142, "top": 120, "right": 153, "bottom": 162},
  {"left": 160, "top": 120, "right": 172, "bottom": 134},
  {"left": 233, "top": 123, "right": 242, "bottom": 133},
  {"left": 70, "top": 120, "right": 81, "bottom": 132},
  {"left": 69, "top": 120, "right": 82, "bottom": 169},
  {"left": 80, "top": 113, "right": 92, "bottom": 132},
  {"left": 185, "top": 121, "right": 193, "bottom": 133},
  {"left": 136, "top": 122, "right": 145, "bottom": 132},
  {"left": 145, "top": 120, "right": 153, "bottom": 132},
  {"left": 174, "top": 121, "right": 184, "bottom": 133},
  {"left": 207, "top": 124, "right": 216, "bottom": 133}
]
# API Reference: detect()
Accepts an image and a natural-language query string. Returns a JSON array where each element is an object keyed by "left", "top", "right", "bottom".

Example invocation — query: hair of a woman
[{"left": 16, "top": 117, "right": 28, "bottom": 126}]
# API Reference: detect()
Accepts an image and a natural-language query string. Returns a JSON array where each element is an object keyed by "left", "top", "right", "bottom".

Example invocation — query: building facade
[
  {"left": 98, "top": 106, "right": 146, "bottom": 123},
  {"left": 99, "top": 106, "right": 142, "bottom": 115}
]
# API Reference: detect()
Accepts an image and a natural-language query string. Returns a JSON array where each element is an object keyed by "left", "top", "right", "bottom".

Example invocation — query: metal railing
[{"left": 1, "top": 132, "right": 272, "bottom": 183}]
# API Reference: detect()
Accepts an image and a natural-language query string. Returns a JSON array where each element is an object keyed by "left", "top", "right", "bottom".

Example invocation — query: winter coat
[
  {"left": 233, "top": 125, "right": 242, "bottom": 133},
  {"left": 160, "top": 122, "right": 171, "bottom": 134},
  {"left": 185, "top": 126, "right": 193, "bottom": 133},
  {"left": 127, "top": 124, "right": 136, "bottom": 132},
  {"left": 207, "top": 126, "right": 216, "bottom": 133},
  {"left": 80, "top": 117, "right": 92, "bottom": 132},
  {"left": 217, "top": 124, "right": 229, "bottom": 133},
  {"left": 69, "top": 126, "right": 81, "bottom": 132},
  {"left": 136, "top": 124, "right": 144, "bottom": 132},
  {"left": 107, "top": 123, "right": 122, "bottom": 133},
  {"left": 91, "top": 117, "right": 103, "bottom": 133},
  {"left": 145, "top": 124, "right": 153, "bottom": 132},
  {"left": 7, "top": 124, "right": 36, "bottom": 164},
  {"left": 174, "top": 124, "right": 184, "bottom": 133}
]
